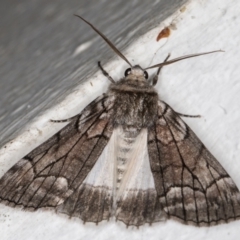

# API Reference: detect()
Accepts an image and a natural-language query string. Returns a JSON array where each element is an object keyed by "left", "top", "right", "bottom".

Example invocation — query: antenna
[
  {"left": 74, "top": 15, "right": 132, "bottom": 67},
  {"left": 146, "top": 50, "right": 224, "bottom": 70}
]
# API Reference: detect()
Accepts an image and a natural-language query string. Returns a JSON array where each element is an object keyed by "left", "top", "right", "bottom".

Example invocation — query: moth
[{"left": 0, "top": 15, "right": 240, "bottom": 228}]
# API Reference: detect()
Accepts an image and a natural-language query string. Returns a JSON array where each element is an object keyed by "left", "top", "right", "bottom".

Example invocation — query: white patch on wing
[
  {"left": 82, "top": 130, "right": 116, "bottom": 188},
  {"left": 81, "top": 126, "right": 158, "bottom": 222}
]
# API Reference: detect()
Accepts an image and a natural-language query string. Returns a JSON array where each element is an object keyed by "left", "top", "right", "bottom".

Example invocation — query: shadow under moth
[{"left": 0, "top": 15, "right": 239, "bottom": 227}]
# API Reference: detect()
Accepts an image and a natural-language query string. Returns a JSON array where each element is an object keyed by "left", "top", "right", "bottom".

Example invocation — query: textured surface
[
  {"left": 148, "top": 101, "right": 240, "bottom": 226},
  {"left": 1, "top": 0, "right": 240, "bottom": 239}
]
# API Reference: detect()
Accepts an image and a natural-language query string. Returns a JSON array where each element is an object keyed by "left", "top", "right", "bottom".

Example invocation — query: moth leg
[
  {"left": 152, "top": 53, "right": 171, "bottom": 86},
  {"left": 50, "top": 116, "right": 76, "bottom": 123},
  {"left": 175, "top": 111, "right": 201, "bottom": 118},
  {"left": 98, "top": 61, "right": 115, "bottom": 83}
]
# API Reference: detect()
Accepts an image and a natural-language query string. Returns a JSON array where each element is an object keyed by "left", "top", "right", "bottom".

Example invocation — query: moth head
[{"left": 124, "top": 65, "right": 148, "bottom": 82}]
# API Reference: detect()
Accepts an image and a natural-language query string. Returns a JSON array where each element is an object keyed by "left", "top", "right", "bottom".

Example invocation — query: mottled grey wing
[
  {"left": 148, "top": 100, "right": 240, "bottom": 226},
  {"left": 0, "top": 94, "right": 114, "bottom": 214}
]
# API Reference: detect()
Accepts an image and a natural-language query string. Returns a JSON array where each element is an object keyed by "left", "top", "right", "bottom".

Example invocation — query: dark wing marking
[
  {"left": 0, "top": 94, "right": 115, "bottom": 216},
  {"left": 148, "top": 100, "right": 240, "bottom": 226}
]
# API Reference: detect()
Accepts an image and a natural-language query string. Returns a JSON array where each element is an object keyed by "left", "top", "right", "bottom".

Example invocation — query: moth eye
[
  {"left": 124, "top": 68, "right": 132, "bottom": 76},
  {"left": 144, "top": 71, "right": 148, "bottom": 79}
]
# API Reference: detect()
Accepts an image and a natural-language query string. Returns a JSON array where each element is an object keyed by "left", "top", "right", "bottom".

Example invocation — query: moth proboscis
[{"left": 0, "top": 15, "right": 239, "bottom": 228}]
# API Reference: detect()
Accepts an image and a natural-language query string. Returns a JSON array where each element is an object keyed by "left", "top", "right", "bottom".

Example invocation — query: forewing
[
  {"left": 148, "top": 100, "right": 240, "bottom": 226},
  {"left": 0, "top": 94, "right": 115, "bottom": 213},
  {"left": 57, "top": 125, "right": 117, "bottom": 223}
]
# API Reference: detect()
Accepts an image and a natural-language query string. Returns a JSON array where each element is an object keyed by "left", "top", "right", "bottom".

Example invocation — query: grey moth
[{"left": 0, "top": 15, "right": 239, "bottom": 227}]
